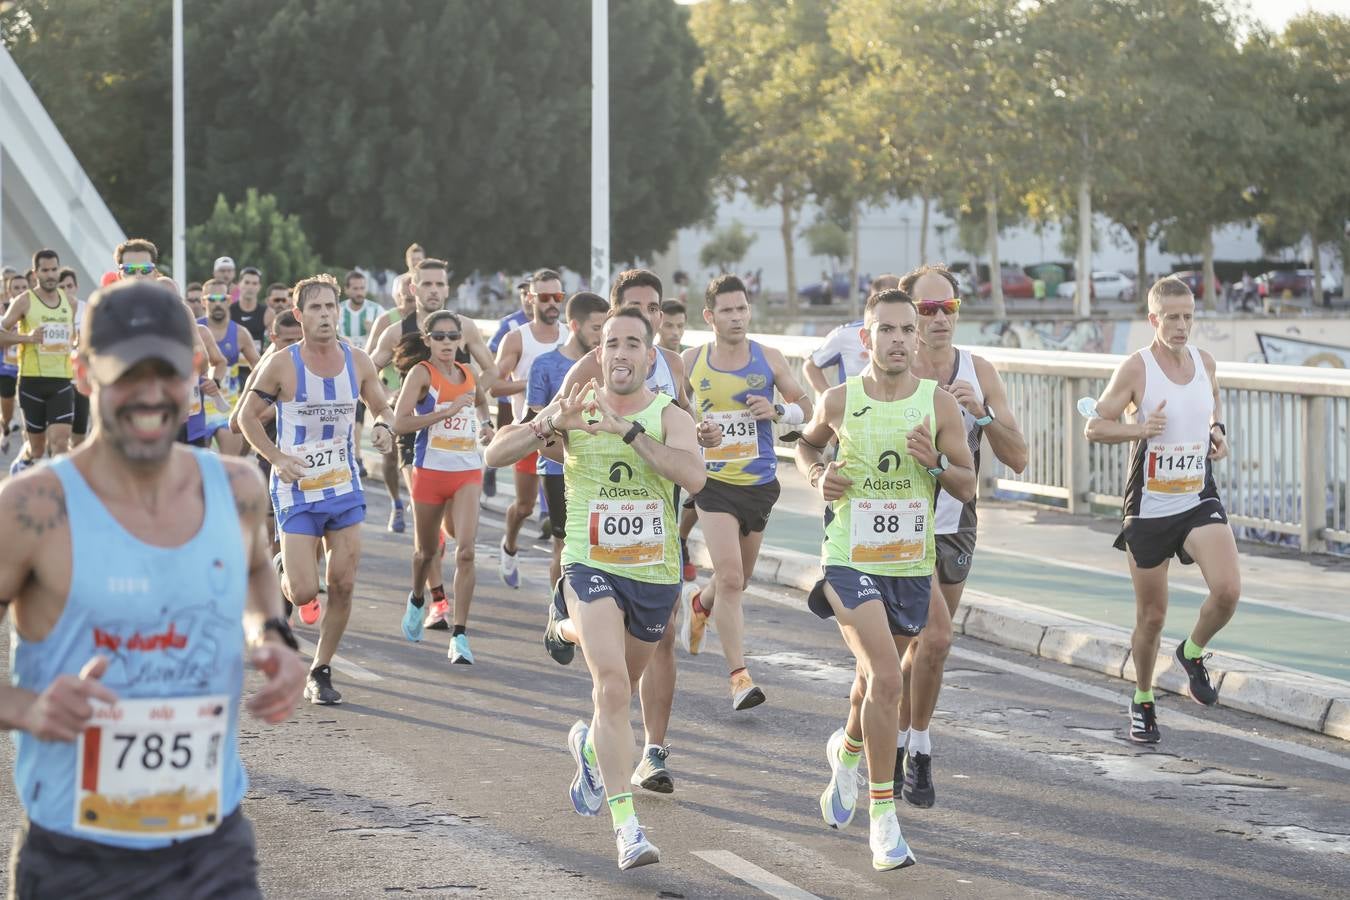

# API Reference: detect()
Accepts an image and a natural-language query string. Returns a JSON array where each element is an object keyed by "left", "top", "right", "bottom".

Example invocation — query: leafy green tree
[
  {"left": 3, "top": 0, "right": 723, "bottom": 275},
  {"left": 803, "top": 218, "right": 848, "bottom": 272},
  {"left": 688, "top": 0, "right": 839, "bottom": 317},
  {"left": 699, "top": 221, "right": 756, "bottom": 273},
  {"left": 185, "top": 189, "right": 326, "bottom": 287}
]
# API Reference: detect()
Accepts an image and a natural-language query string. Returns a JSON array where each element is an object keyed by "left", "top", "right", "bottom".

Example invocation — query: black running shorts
[
  {"left": 1114, "top": 498, "right": 1229, "bottom": 569},
  {"left": 17, "top": 376, "right": 74, "bottom": 433},
  {"left": 693, "top": 477, "right": 780, "bottom": 536}
]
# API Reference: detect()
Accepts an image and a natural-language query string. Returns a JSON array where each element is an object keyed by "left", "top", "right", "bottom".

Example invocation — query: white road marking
[
  {"left": 296, "top": 636, "right": 382, "bottom": 683},
  {"left": 691, "top": 850, "right": 824, "bottom": 900},
  {"left": 741, "top": 583, "right": 1350, "bottom": 773},
  {"left": 979, "top": 544, "right": 1350, "bottom": 626}
]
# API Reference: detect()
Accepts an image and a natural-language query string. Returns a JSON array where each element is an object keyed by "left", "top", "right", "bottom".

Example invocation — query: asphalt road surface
[{"left": 3, "top": 493, "right": 1348, "bottom": 899}]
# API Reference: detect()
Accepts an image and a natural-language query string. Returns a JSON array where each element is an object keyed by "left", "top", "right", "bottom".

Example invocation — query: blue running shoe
[
  {"left": 819, "top": 727, "right": 860, "bottom": 829},
  {"left": 448, "top": 633, "right": 474, "bottom": 664},
  {"left": 387, "top": 499, "right": 405, "bottom": 534},
  {"left": 615, "top": 819, "right": 660, "bottom": 870},
  {"left": 8, "top": 454, "right": 34, "bottom": 478},
  {"left": 870, "top": 810, "right": 917, "bottom": 871},
  {"left": 567, "top": 720, "right": 604, "bottom": 816},
  {"left": 401, "top": 593, "right": 424, "bottom": 642}
]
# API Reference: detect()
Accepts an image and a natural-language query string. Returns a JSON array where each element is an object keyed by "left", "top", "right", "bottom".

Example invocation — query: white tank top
[
  {"left": 935, "top": 349, "right": 985, "bottom": 534},
  {"left": 646, "top": 349, "right": 678, "bottom": 397},
  {"left": 1125, "top": 344, "right": 1216, "bottom": 519},
  {"left": 511, "top": 324, "right": 566, "bottom": 419}
]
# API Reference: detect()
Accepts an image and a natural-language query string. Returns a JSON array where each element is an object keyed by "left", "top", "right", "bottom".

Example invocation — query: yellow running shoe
[
  {"left": 679, "top": 584, "right": 709, "bottom": 655},
  {"left": 730, "top": 669, "right": 765, "bottom": 711}
]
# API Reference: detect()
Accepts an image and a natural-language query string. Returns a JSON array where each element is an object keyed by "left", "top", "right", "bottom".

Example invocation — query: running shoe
[
  {"left": 730, "top": 669, "right": 766, "bottom": 711},
  {"left": 819, "top": 728, "right": 860, "bottom": 829},
  {"left": 0, "top": 425, "right": 10, "bottom": 455},
  {"left": 1175, "top": 642, "right": 1219, "bottom": 705},
  {"left": 297, "top": 596, "right": 321, "bottom": 626},
  {"left": 401, "top": 593, "right": 424, "bottom": 642},
  {"left": 482, "top": 466, "right": 497, "bottom": 498},
  {"left": 567, "top": 720, "right": 605, "bottom": 816},
  {"left": 544, "top": 598, "right": 576, "bottom": 665},
  {"left": 631, "top": 745, "right": 673, "bottom": 794},
  {"left": 902, "top": 750, "right": 935, "bottom": 809},
  {"left": 614, "top": 819, "right": 660, "bottom": 870},
  {"left": 387, "top": 499, "right": 405, "bottom": 534},
  {"left": 679, "top": 585, "right": 709, "bottom": 655},
  {"left": 449, "top": 633, "right": 474, "bottom": 665},
  {"left": 498, "top": 537, "right": 520, "bottom": 589},
  {"left": 305, "top": 665, "right": 342, "bottom": 705},
  {"left": 424, "top": 597, "right": 450, "bottom": 631},
  {"left": 1129, "top": 700, "right": 1160, "bottom": 743},
  {"left": 8, "top": 454, "right": 33, "bottom": 477},
  {"left": 869, "top": 810, "right": 917, "bottom": 871}
]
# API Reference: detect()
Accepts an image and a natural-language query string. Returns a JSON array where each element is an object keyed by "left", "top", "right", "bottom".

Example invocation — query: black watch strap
[
  {"left": 263, "top": 616, "right": 299, "bottom": 651},
  {"left": 623, "top": 420, "right": 646, "bottom": 445},
  {"left": 1210, "top": 421, "right": 1226, "bottom": 436}
]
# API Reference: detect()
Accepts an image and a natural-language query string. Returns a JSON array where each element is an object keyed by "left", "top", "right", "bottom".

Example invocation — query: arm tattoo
[
  {"left": 226, "top": 465, "right": 267, "bottom": 521},
  {"left": 14, "top": 483, "right": 67, "bottom": 536}
]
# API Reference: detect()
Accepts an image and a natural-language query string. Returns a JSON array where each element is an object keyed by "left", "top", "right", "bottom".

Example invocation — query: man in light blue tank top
[
  {"left": 239, "top": 274, "right": 397, "bottom": 706},
  {"left": 0, "top": 280, "right": 305, "bottom": 899}
]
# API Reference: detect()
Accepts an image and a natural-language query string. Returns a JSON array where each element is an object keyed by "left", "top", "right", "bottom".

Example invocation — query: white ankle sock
[
  {"left": 896, "top": 729, "right": 907, "bottom": 750},
  {"left": 908, "top": 728, "right": 931, "bottom": 755}
]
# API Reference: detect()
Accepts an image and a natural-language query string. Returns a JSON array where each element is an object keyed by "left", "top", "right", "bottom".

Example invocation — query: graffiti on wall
[
  {"left": 961, "top": 319, "right": 1124, "bottom": 354},
  {"left": 1256, "top": 332, "right": 1350, "bottom": 368}
]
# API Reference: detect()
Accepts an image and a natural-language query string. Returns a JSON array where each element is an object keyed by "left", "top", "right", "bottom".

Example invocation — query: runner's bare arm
[
  {"left": 237, "top": 352, "right": 294, "bottom": 469},
  {"left": 238, "top": 328, "right": 261, "bottom": 368},
  {"left": 352, "top": 349, "right": 395, "bottom": 453},
  {"left": 225, "top": 459, "right": 306, "bottom": 724},
  {"left": 794, "top": 382, "right": 845, "bottom": 474},
  {"left": 484, "top": 422, "right": 549, "bottom": 468},
  {"left": 1086, "top": 355, "right": 1145, "bottom": 444},
  {"left": 0, "top": 293, "right": 35, "bottom": 344},
  {"left": 369, "top": 325, "right": 398, "bottom": 371},
  {"left": 474, "top": 383, "right": 494, "bottom": 442},
  {"left": 461, "top": 323, "right": 499, "bottom": 395},
  {"left": 1202, "top": 350, "right": 1229, "bottom": 460},
  {"left": 929, "top": 387, "right": 977, "bottom": 502},
  {"left": 634, "top": 403, "right": 705, "bottom": 495},
  {"left": 972, "top": 356, "right": 1028, "bottom": 473},
  {"left": 661, "top": 347, "right": 692, "bottom": 410},
  {"left": 364, "top": 313, "right": 390, "bottom": 356},
  {"left": 491, "top": 329, "right": 525, "bottom": 398},
  {"left": 485, "top": 383, "right": 582, "bottom": 467},
  {"left": 764, "top": 345, "right": 813, "bottom": 423},
  {"left": 679, "top": 345, "right": 700, "bottom": 409},
  {"left": 198, "top": 324, "right": 228, "bottom": 383},
  {"left": 802, "top": 356, "right": 832, "bottom": 396},
  {"left": 0, "top": 475, "right": 118, "bottom": 738}
]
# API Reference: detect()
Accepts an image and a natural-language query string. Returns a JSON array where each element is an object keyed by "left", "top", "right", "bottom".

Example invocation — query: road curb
[
  {"left": 682, "top": 536, "right": 1350, "bottom": 743},
  {"left": 477, "top": 488, "right": 1349, "bottom": 742}
]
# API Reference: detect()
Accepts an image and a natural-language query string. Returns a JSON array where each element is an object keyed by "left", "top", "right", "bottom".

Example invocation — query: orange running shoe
[
  {"left": 679, "top": 586, "right": 709, "bottom": 655},
  {"left": 298, "top": 598, "right": 322, "bottom": 626}
]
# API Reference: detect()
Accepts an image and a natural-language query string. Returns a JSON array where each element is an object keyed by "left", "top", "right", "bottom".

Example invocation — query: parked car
[
  {"left": 978, "top": 268, "right": 1035, "bottom": 299},
  {"left": 1054, "top": 270, "right": 1135, "bottom": 302},
  {"left": 1171, "top": 270, "right": 1222, "bottom": 299},
  {"left": 799, "top": 272, "right": 855, "bottom": 306},
  {"left": 1257, "top": 269, "right": 1341, "bottom": 299}
]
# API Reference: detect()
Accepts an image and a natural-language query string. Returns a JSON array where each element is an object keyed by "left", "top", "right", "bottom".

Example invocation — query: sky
[{"left": 1245, "top": 0, "right": 1350, "bottom": 31}]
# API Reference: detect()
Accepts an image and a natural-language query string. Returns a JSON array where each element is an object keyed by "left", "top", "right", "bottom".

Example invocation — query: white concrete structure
[
  {"left": 665, "top": 192, "right": 1326, "bottom": 296},
  {"left": 1, "top": 46, "right": 125, "bottom": 289}
]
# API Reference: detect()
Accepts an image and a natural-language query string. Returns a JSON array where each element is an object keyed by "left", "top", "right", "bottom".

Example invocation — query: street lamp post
[
  {"left": 591, "top": 0, "right": 609, "bottom": 297},
  {"left": 172, "top": 0, "right": 186, "bottom": 294}
]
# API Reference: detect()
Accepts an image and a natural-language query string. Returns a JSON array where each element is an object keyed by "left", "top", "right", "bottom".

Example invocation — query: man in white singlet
[
  {"left": 1086, "top": 275, "right": 1239, "bottom": 744},
  {"left": 492, "top": 267, "right": 567, "bottom": 589}
]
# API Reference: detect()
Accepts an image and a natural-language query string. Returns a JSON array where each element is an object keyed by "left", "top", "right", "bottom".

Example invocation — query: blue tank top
[
  {"left": 10, "top": 450, "right": 249, "bottom": 849},
  {"left": 688, "top": 340, "right": 777, "bottom": 486},
  {"left": 199, "top": 317, "right": 241, "bottom": 370}
]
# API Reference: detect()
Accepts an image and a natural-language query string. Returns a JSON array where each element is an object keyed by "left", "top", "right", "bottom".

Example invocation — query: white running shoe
[
  {"left": 869, "top": 809, "right": 917, "bottom": 871},
  {"left": 819, "top": 727, "right": 860, "bottom": 829},
  {"left": 498, "top": 537, "right": 520, "bottom": 589},
  {"left": 614, "top": 819, "right": 660, "bottom": 870}
]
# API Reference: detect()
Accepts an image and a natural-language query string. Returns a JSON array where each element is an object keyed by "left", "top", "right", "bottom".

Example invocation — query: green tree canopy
[
  {"left": 3, "top": 0, "right": 723, "bottom": 275},
  {"left": 185, "top": 189, "right": 326, "bottom": 287},
  {"left": 699, "top": 221, "right": 756, "bottom": 272}
]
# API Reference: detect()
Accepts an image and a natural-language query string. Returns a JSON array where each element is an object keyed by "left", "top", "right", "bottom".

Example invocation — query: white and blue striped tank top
[{"left": 271, "top": 342, "right": 362, "bottom": 512}]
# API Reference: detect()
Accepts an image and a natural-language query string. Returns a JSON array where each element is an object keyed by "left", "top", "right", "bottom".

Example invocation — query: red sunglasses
[{"left": 916, "top": 299, "right": 960, "bottom": 316}]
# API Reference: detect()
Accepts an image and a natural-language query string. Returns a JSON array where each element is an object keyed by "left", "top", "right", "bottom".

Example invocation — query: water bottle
[{"left": 1076, "top": 396, "right": 1099, "bottom": 419}]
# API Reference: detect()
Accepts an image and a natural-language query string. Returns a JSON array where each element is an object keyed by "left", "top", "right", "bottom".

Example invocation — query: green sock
[
  {"left": 1183, "top": 637, "right": 1205, "bottom": 660},
  {"left": 869, "top": 781, "right": 895, "bottom": 818},
  {"left": 583, "top": 728, "right": 598, "bottom": 768},
  {"left": 1134, "top": 688, "right": 1155, "bottom": 704},
  {"left": 839, "top": 732, "right": 864, "bottom": 770},
  {"left": 607, "top": 792, "right": 635, "bottom": 827}
]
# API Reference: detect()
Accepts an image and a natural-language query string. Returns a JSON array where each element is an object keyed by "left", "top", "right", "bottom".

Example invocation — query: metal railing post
[
  {"left": 1301, "top": 395, "right": 1328, "bottom": 554},
  {"left": 1065, "top": 376, "right": 1089, "bottom": 514}
]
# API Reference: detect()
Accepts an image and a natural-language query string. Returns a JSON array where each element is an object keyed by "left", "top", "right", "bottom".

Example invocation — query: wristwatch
[
  {"left": 622, "top": 420, "right": 646, "bottom": 444},
  {"left": 926, "top": 453, "right": 950, "bottom": 478},
  {"left": 262, "top": 616, "right": 299, "bottom": 652},
  {"left": 974, "top": 404, "right": 995, "bottom": 427},
  {"left": 773, "top": 403, "right": 785, "bottom": 421}
]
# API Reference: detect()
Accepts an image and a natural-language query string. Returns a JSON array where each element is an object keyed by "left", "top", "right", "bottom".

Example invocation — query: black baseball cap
[{"left": 82, "top": 280, "right": 196, "bottom": 383}]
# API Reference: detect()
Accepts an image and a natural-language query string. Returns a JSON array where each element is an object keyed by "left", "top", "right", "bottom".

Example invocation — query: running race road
[{"left": 3, "top": 492, "right": 1348, "bottom": 899}]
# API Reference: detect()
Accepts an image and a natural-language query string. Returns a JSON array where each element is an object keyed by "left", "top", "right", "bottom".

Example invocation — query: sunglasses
[
  {"left": 916, "top": 298, "right": 961, "bottom": 316},
  {"left": 427, "top": 331, "right": 462, "bottom": 342},
  {"left": 205, "top": 293, "right": 229, "bottom": 302},
  {"left": 120, "top": 263, "right": 156, "bottom": 275},
  {"left": 531, "top": 292, "right": 565, "bottom": 304}
]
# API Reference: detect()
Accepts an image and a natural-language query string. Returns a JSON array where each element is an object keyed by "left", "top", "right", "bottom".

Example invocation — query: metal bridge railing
[{"left": 473, "top": 319, "right": 1350, "bottom": 555}]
